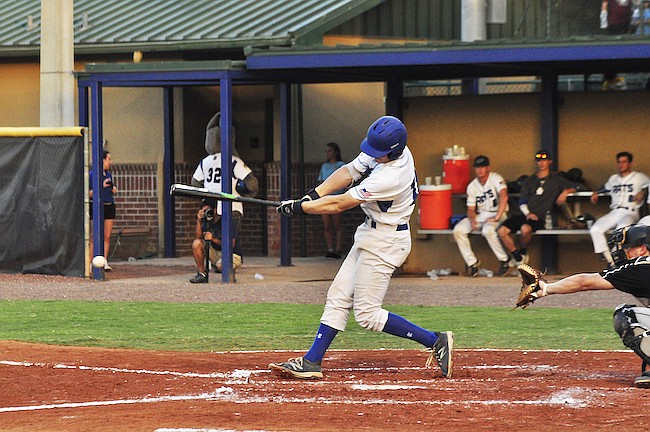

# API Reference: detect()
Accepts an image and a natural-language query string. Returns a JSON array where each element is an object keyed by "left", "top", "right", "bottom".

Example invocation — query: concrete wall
[{"left": 301, "top": 82, "right": 385, "bottom": 164}]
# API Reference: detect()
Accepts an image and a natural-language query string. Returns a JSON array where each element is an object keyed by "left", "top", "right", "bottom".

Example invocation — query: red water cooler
[
  {"left": 442, "top": 154, "right": 470, "bottom": 194},
  {"left": 418, "top": 184, "right": 452, "bottom": 229}
]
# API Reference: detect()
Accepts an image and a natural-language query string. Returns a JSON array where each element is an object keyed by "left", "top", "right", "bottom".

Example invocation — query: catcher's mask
[{"left": 608, "top": 224, "right": 650, "bottom": 266}]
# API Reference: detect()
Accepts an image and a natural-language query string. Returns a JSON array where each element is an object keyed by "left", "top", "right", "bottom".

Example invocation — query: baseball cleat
[
  {"left": 634, "top": 371, "right": 650, "bottom": 388},
  {"left": 268, "top": 357, "right": 323, "bottom": 380},
  {"left": 426, "top": 331, "right": 454, "bottom": 378}
]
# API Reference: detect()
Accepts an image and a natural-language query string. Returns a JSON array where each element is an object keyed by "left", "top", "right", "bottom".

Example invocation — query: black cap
[
  {"left": 535, "top": 150, "right": 551, "bottom": 160},
  {"left": 473, "top": 155, "right": 490, "bottom": 167}
]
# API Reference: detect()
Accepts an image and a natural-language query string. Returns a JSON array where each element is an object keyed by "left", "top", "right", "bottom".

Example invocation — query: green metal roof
[{"left": 0, "top": 0, "right": 385, "bottom": 56}]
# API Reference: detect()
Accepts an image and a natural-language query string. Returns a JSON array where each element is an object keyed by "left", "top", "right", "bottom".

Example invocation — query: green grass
[{"left": 0, "top": 300, "right": 622, "bottom": 352}]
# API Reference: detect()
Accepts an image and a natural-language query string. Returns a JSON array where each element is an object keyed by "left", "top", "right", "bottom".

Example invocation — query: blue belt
[
  {"left": 369, "top": 220, "right": 409, "bottom": 231},
  {"left": 617, "top": 206, "right": 631, "bottom": 210}
]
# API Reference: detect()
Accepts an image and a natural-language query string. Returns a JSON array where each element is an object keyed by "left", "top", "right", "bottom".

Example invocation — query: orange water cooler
[
  {"left": 418, "top": 184, "right": 452, "bottom": 229},
  {"left": 442, "top": 154, "right": 470, "bottom": 194}
]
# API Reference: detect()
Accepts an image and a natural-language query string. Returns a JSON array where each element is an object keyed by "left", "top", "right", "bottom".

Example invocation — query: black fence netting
[{"left": 0, "top": 136, "right": 84, "bottom": 276}]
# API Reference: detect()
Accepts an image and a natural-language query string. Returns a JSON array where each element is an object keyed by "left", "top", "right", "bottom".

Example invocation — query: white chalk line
[
  {"left": 0, "top": 385, "right": 598, "bottom": 413},
  {"left": 0, "top": 349, "right": 623, "bottom": 413}
]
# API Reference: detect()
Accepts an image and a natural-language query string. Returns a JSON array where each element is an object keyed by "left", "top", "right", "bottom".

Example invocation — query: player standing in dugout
[{"left": 269, "top": 115, "right": 454, "bottom": 380}]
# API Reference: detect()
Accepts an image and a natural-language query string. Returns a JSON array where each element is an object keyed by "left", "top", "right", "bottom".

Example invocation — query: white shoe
[{"left": 104, "top": 262, "right": 112, "bottom": 272}]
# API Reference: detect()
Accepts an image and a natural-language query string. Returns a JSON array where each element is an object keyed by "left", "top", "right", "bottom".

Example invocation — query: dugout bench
[{"left": 417, "top": 191, "right": 607, "bottom": 274}]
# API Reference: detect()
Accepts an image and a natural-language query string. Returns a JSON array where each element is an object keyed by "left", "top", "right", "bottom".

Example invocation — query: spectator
[
  {"left": 452, "top": 155, "right": 510, "bottom": 277},
  {"left": 601, "top": 1, "right": 633, "bottom": 90},
  {"left": 189, "top": 113, "right": 259, "bottom": 283},
  {"left": 589, "top": 152, "right": 649, "bottom": 269},
  {"left": 318, "top": 142, "right": 346, "bottom": 259},
  {"left": 497, "top": 150, "right": 576, "bottom": 266},
  {"left": 89, "top": 150, "right": 117, "bottom": 272},
  {"left": 602, "top": 0, "right": 633, "bottom": 34},
  {"left": 633, "top": 0, "right": 650, "bottom": 35}
]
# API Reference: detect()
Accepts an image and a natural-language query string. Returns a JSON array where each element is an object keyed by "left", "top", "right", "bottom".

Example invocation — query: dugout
[{"left": 77, "top": 38, "right": 650, "bottom": 279}]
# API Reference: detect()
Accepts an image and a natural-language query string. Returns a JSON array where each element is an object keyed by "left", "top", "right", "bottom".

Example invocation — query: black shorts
[
  {"left": 501, "top": 213, "right": 544, "bottom": 233},
  {"left": 90, "top": 202, "right": 116, "bottom": 220}
]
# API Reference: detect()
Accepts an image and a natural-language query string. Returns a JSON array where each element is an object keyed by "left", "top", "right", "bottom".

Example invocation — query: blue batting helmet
[{"left": 360, "top": 116, "right": 407, "bottom": 160}]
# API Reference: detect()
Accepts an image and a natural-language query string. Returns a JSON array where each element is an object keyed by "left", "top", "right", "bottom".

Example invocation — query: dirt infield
[
  {"left": 1, "top": 258, "right": 646, "bottom": 431},
  {"left": 1, "top": 341, "right": 648, "bottom": 432}
]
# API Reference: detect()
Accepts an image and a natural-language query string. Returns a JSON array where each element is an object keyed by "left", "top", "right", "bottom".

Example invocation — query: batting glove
[{"left": 277, "top": 199, "right": 306, "bottom": 216}]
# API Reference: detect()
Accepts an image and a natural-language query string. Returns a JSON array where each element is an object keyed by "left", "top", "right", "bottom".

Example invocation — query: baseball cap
[
  {"left": 473, "top": 155, "right": 490, "bottom": 167},
  {"left": 535, "top": 150, "right": 551, "bottom": 160}
]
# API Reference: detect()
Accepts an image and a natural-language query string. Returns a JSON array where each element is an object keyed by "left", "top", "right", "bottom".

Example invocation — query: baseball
[{"left": 91, "top": 256, "right": 106, "bottom": 269}]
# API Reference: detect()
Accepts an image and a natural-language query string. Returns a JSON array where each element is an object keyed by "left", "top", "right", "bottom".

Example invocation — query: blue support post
[
  {"left": 280, "top": 83, "right": 292, "bottom": 266},
  {"left": 220, "top": 77, "right": 234, "bottom": 282},
  {"left": 163, "top": 87, "right": 176, "bottom": 258},
  {"left": 386, "top": 80, "right": 404, "bottom": 119},
  {"left": 540, "top": 73, "right": 559, "bottom": 274},
  {"left": 90, "top": 81, "right": 105, "bottom": 280}
]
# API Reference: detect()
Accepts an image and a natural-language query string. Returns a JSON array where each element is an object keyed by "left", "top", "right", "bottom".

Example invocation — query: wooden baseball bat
[{"left": 170, "top": 184, "right": 282, "bottom": 207}]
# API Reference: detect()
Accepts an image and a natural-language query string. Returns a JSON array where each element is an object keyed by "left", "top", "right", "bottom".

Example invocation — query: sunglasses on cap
[{"left": 535, "top": 152, "right": 549, "bottom": 160}]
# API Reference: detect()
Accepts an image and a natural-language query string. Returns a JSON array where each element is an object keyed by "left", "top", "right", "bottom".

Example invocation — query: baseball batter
[
  {"left": 268, "top": 116, "right": 454, "bottom": 380},
  {"left": 453, "top": 155, "right": 509, "bottom": 277},
  {"left": 589, "top": 152, "right": 649, "bottom": 268},
  {"left": 518, "top": 223, "right": 650, "bottom": 388}
]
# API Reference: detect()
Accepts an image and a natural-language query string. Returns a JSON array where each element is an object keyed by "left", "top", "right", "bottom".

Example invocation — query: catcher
[{"left": 515, "top": 223, "right": 650, "bottom": 389}]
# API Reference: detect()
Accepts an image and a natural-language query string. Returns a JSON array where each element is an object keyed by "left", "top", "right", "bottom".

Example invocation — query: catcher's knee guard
[{"left": 613, "top": 304, "right": 650, "bottom": 366}]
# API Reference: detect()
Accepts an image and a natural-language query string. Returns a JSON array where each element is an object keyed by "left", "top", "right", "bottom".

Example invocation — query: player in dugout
[{"left": 268, "top": 115, "right": 454, "bottom": 380}]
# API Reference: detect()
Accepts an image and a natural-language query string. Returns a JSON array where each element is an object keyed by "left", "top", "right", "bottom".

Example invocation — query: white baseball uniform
[
  {"left": 320, "top": 147, "right": 417, "bottom": 332},
  {"left": 590, "top": 171, "right": 650, "bottom": 254},
  {"left": 453, "top": 172, "right": 509, "bottom": 266},
  {"left": 192, "top": 154, "right": 252, "bottom": 215}
]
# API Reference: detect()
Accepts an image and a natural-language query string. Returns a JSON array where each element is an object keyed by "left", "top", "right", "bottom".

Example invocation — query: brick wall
[{"left": 108, "top": 162, "right": 366, "bottom": 259}]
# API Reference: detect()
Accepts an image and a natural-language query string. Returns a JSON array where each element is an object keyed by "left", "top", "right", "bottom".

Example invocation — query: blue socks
[
  {"left": 304, "top": 323, "right": 339, "bottom": 364},
  {"left": 383, "top": 312, "right": 437, "bottom": 348},
  {"left": 303, "top": 314, "right": 437, "bottom": 363}
]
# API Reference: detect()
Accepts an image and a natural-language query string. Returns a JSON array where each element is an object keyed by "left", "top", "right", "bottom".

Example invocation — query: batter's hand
[{"left": 277, "top": 199, "right": 305, "bottom": 216}]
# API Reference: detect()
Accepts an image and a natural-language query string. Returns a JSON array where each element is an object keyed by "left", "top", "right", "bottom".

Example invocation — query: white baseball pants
[
  {"left": 320, "top": 222, "right": 411, "bottom": 333},
  {"left": 589, "top": 208, "right": 639, "bottom": 254},
  {"left": 453, "top": 213, "right": 508, "bottom": 266}
]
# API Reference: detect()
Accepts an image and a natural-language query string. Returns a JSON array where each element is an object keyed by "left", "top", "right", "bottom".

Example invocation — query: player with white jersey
[
  {"left": 268, "top": 116, "right": 454, "bottom": 380},
  {"left": 188, "top": 113, "right": 259, "bottom": 283},
  {"left": 192, "top": 153, "right": 253, "bottom": 215},
  {"left": 453, "top": 155, "right": 510, "bottom": 277},
  {"left": 589, "top": 152, "right": 649, "bottom": 268}
]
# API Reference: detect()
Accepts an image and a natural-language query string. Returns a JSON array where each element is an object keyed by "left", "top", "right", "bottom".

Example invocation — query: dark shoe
[
  {"left": 268, "top": 357, "right": 323, "bottom": 380},
  {"left": 634, "top": 371, "right": 650, "bottom": 388},
  {"left": 467, "top": 262, "right": 479, "bottom": 277},
  {"left": 496, "top": 260, "right": 510, "bottom": 277},
  {"left": 426, "top": 331, "right": 454, "bottom": 378},
  {"left": 189, "top": 272, "right": 208, "bottom": 284},
  {"left": 325, "top": 251, "right": 341, "bottom": 259}
]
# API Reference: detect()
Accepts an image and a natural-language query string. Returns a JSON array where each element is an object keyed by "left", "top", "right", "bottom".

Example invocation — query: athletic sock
[
  {"left": 383, "top": 312, "right": 437, "bottom": 348},
  {"left": 511, "top": 250, "right": 522, "bottom": 261},
  {"left": 519, "top": 248, "right": 528, "bottom": 256},
  {"left": 303, "top": 323, "right": 338, "bottom": 364}
]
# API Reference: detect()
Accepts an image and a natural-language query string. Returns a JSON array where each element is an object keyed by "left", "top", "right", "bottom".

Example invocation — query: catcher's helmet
[
  {"left": 608, "top": 224, "right": 650, "bottom": 266},
  {"left": 360, "top": 116, "right": 407, "bottom": 160}
]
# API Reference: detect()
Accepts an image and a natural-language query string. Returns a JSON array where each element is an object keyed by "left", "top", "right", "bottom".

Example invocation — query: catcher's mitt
[{"left": 514, "top": 264, "right": 546, "bottom": 309}]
